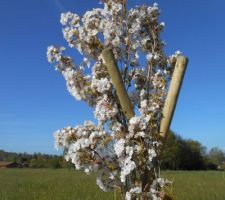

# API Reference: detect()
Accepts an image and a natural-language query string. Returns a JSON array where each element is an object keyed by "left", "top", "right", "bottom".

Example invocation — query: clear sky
[{"left": 0, "top": 0, "right": 224, "bottom": 154}]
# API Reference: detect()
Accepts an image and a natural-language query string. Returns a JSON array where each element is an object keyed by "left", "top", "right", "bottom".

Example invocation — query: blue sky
[{"left": 0, "top": 0, "right": 224, "bottom": 154}]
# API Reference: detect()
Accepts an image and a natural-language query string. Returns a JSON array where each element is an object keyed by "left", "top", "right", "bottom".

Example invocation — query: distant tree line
[
  {"left": 0, "top": 150, "right": 73, "bottom": 169},
  {"left": 161, "top": 131, "right": 225, "bottom": 170},
  {"left": 0, "top": 132, "right": 224, "bottom": 170}
]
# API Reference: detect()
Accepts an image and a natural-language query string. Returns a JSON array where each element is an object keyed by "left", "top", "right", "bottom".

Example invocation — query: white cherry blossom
[{"left": 47, "top": 0, "right": 179, "bottom": 199}]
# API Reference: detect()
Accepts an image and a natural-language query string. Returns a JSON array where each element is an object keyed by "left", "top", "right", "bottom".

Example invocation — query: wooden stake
[
  {"left": 102, "top": 48, "right": 188, "bottom": 143},
  {"left": 160, "top": 56, "right": 188, "bottom": 142},
  {"left": 102, "top": 48, "right": 135, "bottom": 120},
  {"left": 102, "top": 48, "right": 188, "bottom": 198}
]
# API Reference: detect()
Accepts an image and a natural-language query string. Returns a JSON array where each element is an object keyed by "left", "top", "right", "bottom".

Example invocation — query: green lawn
[{"left": 0, "top": 169, "right": 224, "bottom": 200}]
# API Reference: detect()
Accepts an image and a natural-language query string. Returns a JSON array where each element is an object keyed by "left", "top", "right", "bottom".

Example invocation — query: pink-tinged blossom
[
  {"left": 120, "top": 156, "right": 136, "bottom": 183},
  {"left": 91, "top": 78, "right": 111, "bottom": 93},
  {"left": 114, "top": 139, "right": 125, "bottom": 157},
  {"left": 94, "top": 94, "right": 118, "bottom": 123}
]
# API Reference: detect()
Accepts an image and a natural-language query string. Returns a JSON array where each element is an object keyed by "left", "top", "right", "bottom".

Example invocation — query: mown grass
[
  {"left": 0, "top": 169, "right": 224, "bottom": 200},
  {"left": 162, "top": 171, "right": 225, "bottom": 200}
]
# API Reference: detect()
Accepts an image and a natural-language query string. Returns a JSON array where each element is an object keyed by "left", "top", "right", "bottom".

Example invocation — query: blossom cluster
[{"left": 47, "top": 0, "right": 179, "bottom": 199}]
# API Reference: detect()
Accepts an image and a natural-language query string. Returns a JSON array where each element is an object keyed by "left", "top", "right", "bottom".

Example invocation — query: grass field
[{"left": 0, "top": 169, "right": 224, "bottom": 200}]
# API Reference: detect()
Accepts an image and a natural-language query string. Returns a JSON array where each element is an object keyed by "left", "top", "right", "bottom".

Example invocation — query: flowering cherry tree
[{"left": 47, "top": 1, "right": 185, "bottom": 199}]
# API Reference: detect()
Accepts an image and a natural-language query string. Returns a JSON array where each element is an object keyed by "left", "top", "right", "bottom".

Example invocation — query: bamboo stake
[
  {"left": 102, "top": 48, "right": 135, "bottom": 120},
  {"left": 159, "top": 56, "right": 188, "bottom": 142}
]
